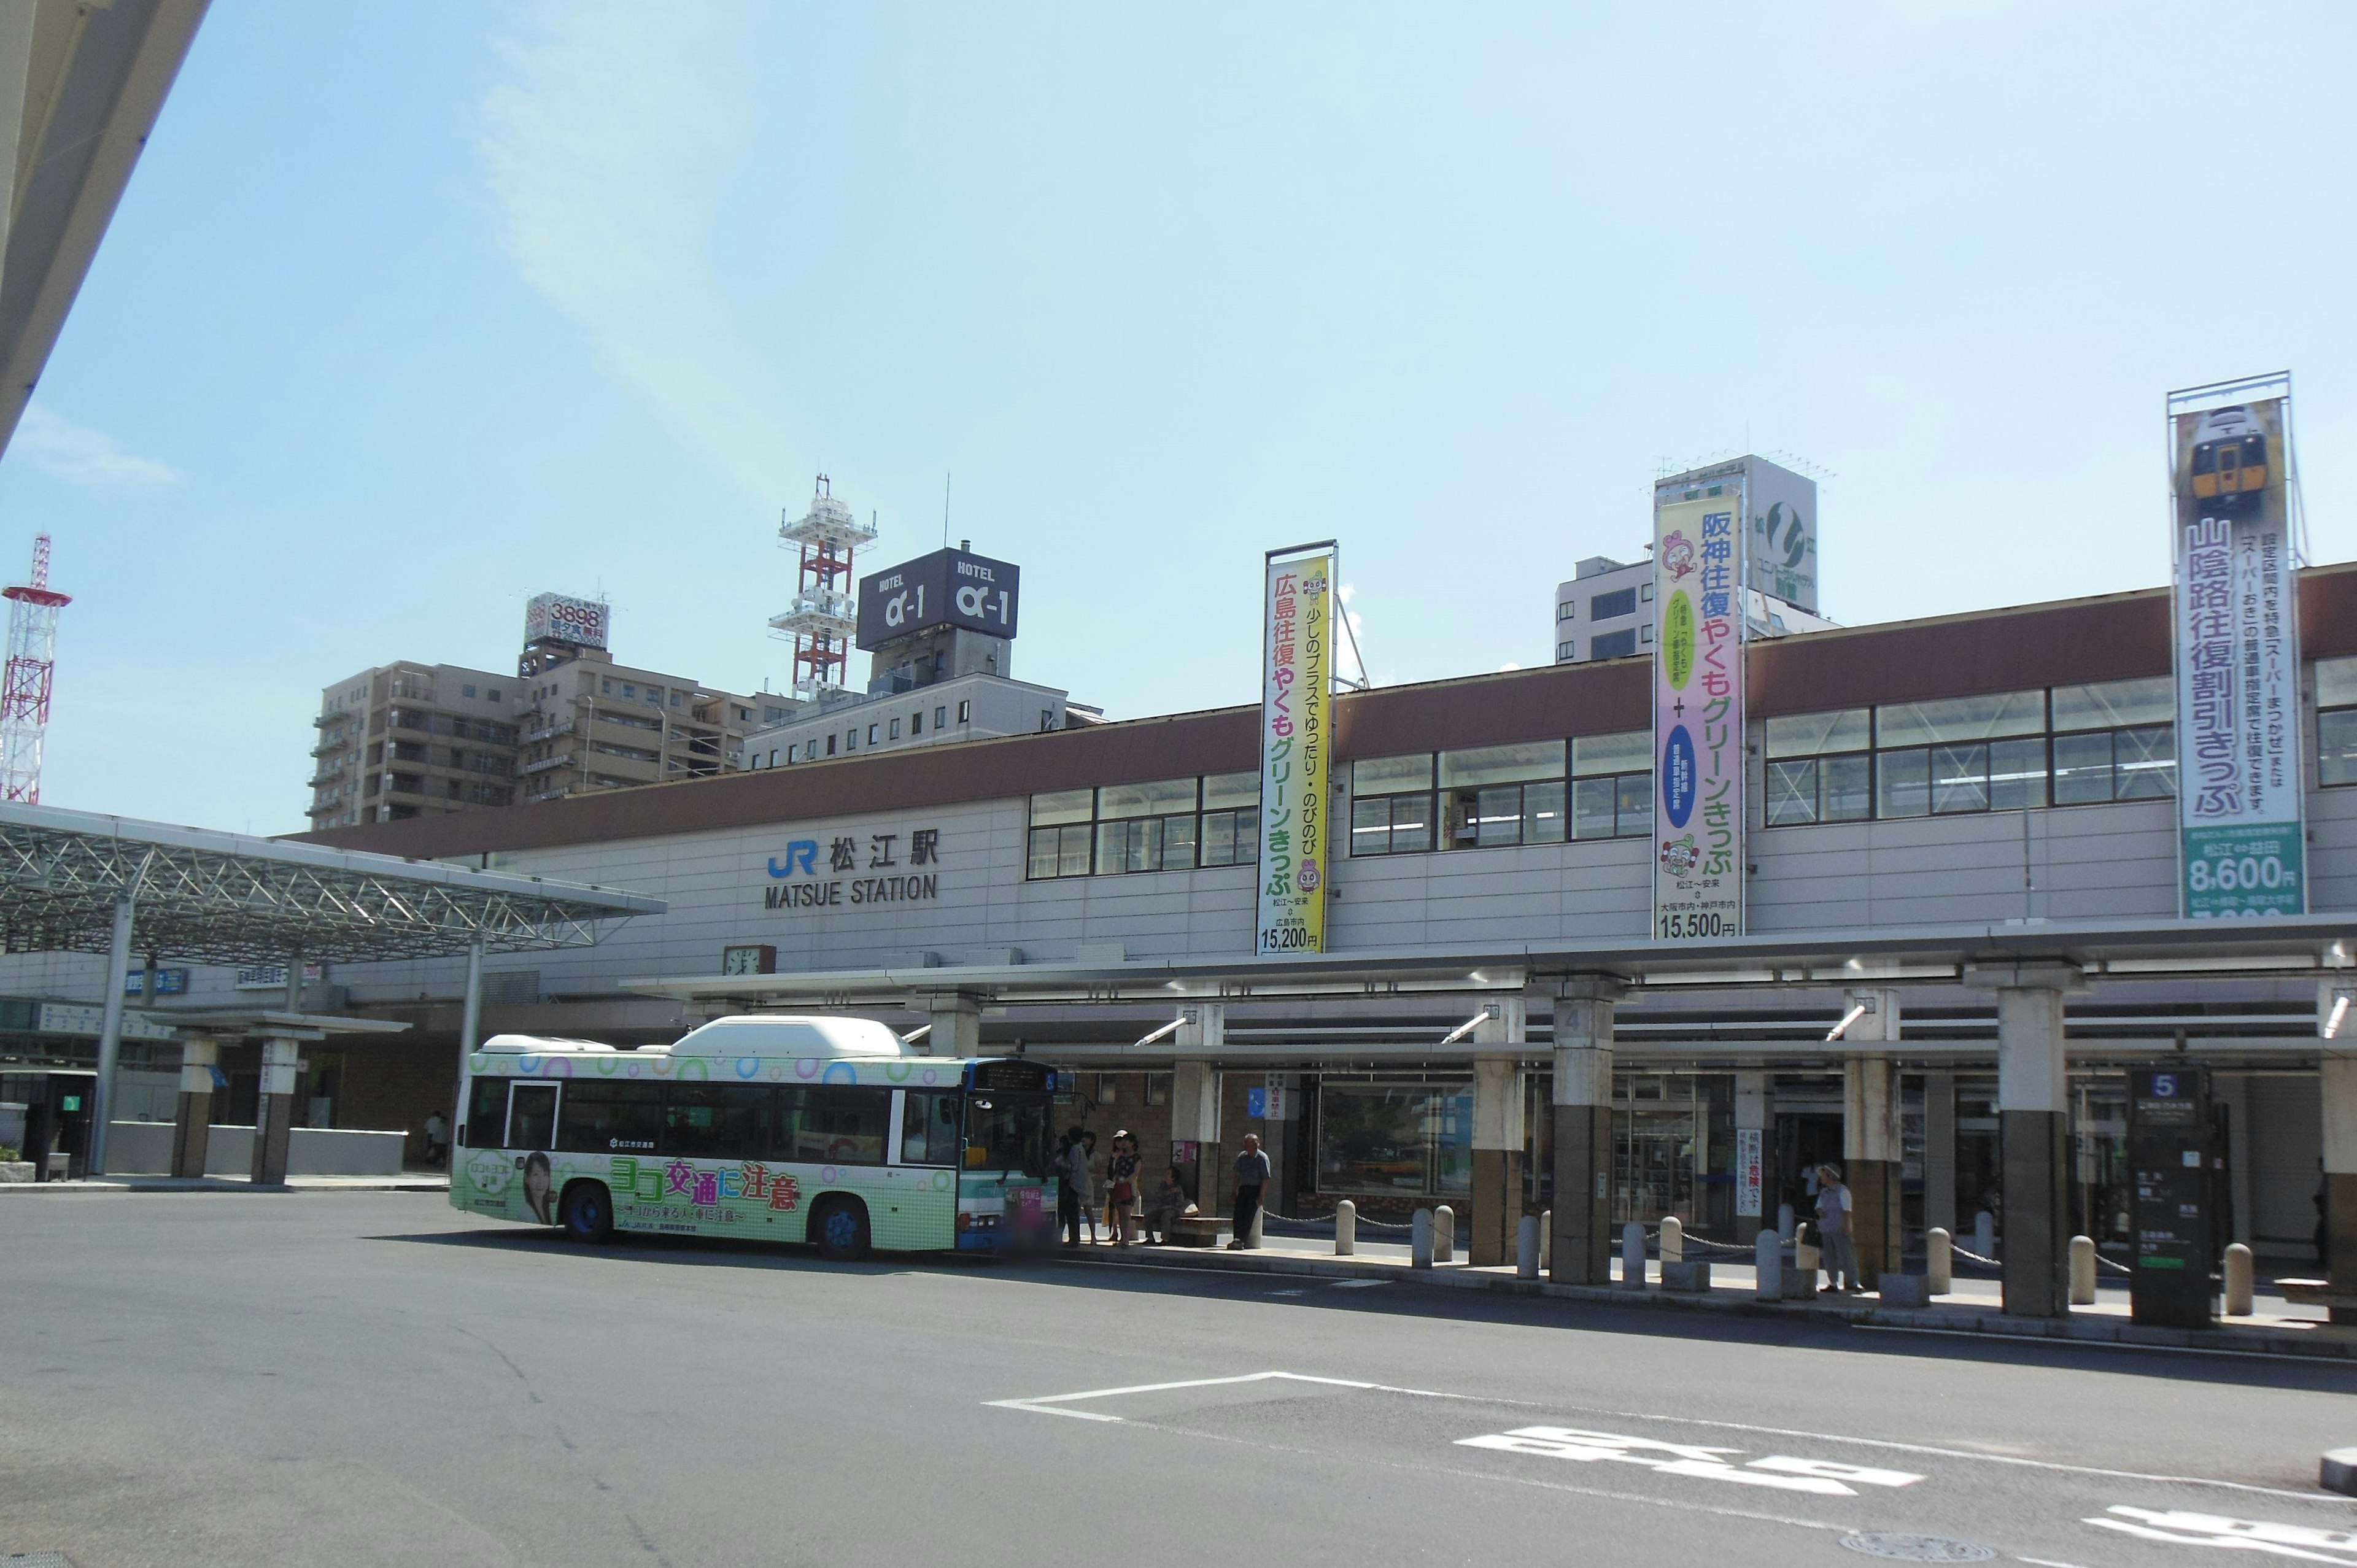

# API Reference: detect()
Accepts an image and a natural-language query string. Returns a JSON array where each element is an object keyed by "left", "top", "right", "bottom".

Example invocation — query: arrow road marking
[{"left": 1459, "top": 1426, "right": 1924, "bottom": 1497}]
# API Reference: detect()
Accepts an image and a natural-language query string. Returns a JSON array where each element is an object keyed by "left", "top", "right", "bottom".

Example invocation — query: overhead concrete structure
[
  {"left": 0, "top": 800, "right": 663, "bottom": 1173},
  {"left": 0, "top": 0, "right": 209, "bottom": 460}
]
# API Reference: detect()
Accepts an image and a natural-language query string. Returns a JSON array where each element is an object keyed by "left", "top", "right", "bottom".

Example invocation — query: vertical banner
[
  {"left": 1652, "top": 488, "right": 1746, "bottom": 942},
  {"left": 1259, "top": 546, "right": 1333, "bottom": 954},
  {"left": 2169, "top": 385, "right": 2305, "bottom": 917},
  {"left": 1734, "top": 1127, "right": 1763, "bottom": 1218}
]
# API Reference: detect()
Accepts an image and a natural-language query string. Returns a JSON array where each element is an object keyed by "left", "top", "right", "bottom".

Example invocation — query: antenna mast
[
  {"left": 1, "top": 535, "right": 71, "bottom": 803},
  {"left": 768, "top": 475, "right": 877, "bottom": 700}
]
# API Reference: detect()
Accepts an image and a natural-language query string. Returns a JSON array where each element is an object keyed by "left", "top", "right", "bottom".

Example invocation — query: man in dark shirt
[{"left": 1228, "top": 1133, "right": 1272, "bottom": 1250}]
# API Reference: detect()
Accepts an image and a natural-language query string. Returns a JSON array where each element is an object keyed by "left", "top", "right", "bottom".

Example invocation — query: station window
[
  {"left": 890, "top": 718, "right": 902, "bottom": 740},
  {"left": 1569, "top": 732, "right": 1654, "bottom": 840},
  {"left": 1439, "top": 741, "right": 1565, "bottom": 849},
  {"left": 1349, "top": 754, "right": 1434, "bottom": 856},
  {"left": 1026, "top": 774, "right": 1261, "bottom": 879},
  {"left": 911, "top": 710, "right": 923, "bottom": 735},
  {"left": 2320, "top": 656, "right": 2357, "bottom": 787},
  {"left": 1766, "top": 677, "right": 2175, "bottom": 825},
  {"left": 869, "top": 724, "right": 880, "bottom": 745},
  {"left": 935, "top": 706, "right": 949, "bottom": 730},
  {"left": 958, "top": 701, "right": 972, "bottom": 724}
]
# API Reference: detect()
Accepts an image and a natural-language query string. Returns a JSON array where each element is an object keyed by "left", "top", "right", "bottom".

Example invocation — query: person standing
[
  {"left": 1815, "top": 1164, "right": 1864, "bottom": 1294},
  {"left": 1056, "top": 1130, "right": 1084, "bottom": 1247},
  {"left": 424, "top": 1110, "right": 449, "bottom": 1167},
  {"left": 1228, "top": 1132, "right": 1272, "bottom": 1250},
  {"left": 1106, "top": 1131, "right": 1141, "bottom": 1247},
  {"left": 1076, "top": 1130, "right": 1101, "bottom": 1243}
]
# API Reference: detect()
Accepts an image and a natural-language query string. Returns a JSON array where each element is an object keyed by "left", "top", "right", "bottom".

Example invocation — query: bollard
[
  {"left": 1433, "top": 1205, "right": 1455, "bottom": 1264},
  {"left": 1517, "top": 1215, "right": 1541, "bottom": 1279},
  {"left": 1334, "top": 1199, "right": 1356, "bottom": 1256},
  {"left": 1539, "top": 1208, "right": 1552, "bottom": 1272},
  {"left": 1755, "top": 1229, "right": 1782, "bottom": 1302},
  {"left": 1621, "top": 1221, "right": 1646, "bottom": 1289},
  {"left": 1972, "top": 1210, "right": 1994, "bottom": 1262},
  {"left": 1777, "top": 1202, "right": 1794, "bottom": 1242},
  {"left": 1247, "top": 1200, "right": 1264, "bottom": 1250},
  {"left": 2224, "top": 1242, "right": 2254, "bottom": 1316},
  {"left": 1927, "top": 1226, "right": 1953, "bottom": 1296},
  {"left": 2069, "top": 1235, "right": 2097, "bottom": 1306},
  {"left": 1793, "top": 1221, "right": 1819, "bottom": 1291},
  {"left": 1411, "top": 1208, "right": 1434, "bottom": 1269},
  {"left": 1660, "top": 1215, "right": 1683, "bottom": 1265}
]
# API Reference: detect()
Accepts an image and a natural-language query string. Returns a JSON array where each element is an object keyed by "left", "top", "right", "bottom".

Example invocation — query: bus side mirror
[{"left": 455, "top": 1124, "right": 467, "bottom": 1148}]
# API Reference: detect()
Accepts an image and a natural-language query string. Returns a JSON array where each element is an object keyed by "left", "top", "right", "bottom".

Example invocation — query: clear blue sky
[{"left": 5, "top": 2, "right": 2353, "bottom": 834}]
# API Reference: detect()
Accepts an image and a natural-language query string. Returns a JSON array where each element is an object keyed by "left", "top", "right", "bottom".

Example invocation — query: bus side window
[
  {"left": 465, "top": 1076, "right": 509, "bottom": 1148},
  {"left": 555, "top": 1079, "right": 661, "bottom": 1154},
  {"left": 900, "top": 1091, "right": 962, "bottom": 1166},
  {"left": 794, "top": 1086, "right": 889, "bottom": 1165},
  {"left": 662, "top": 1083, "right": 768, "bottom": 1161}
]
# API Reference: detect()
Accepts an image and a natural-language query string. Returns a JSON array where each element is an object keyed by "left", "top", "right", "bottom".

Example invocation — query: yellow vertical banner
[{"left": 1259, "top": 548, "right": 1331, "bottom": 954}]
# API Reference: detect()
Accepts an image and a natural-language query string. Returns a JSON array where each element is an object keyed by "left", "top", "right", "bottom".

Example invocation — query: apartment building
[
  {"left": 307, "top": 662, "right": 524, "bottom": 828},
  {"left": 513, "top": 647, "right": 759, "bottom": 803}
]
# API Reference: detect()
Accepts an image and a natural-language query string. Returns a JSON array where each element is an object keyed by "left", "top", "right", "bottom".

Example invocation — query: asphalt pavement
[{"left": 4, "top": 1191, "right": 2355, "bottom": 1568}]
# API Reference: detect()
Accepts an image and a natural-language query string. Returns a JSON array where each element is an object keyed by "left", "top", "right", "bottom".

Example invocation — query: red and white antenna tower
[
  {"left": 2, "top": 535, "right": 71, "bottom": 803},
  {"left": 767, "top": 474, "right": 877, "bottom": 699}
]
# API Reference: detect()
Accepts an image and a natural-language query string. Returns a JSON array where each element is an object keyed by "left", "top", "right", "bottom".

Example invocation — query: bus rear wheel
[
  {"left": 813, "top": 1198, "right": 870, "bottom": 1262},
  {"left": 560, "top": 1181, "right": 613, "bottom": 1243}
]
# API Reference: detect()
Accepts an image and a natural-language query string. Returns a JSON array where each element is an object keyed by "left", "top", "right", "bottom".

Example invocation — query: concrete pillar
[
  {"left": 1922, "top": 1071, "right": 1956, "bottom": 1240},
  {"left": 924, "top": 992, "right": 984, "bottom": 1058},
  {"left": 1546, "top": 977, "right": 1622, "bottom": 1286},
  {"left": 1468, "top": 997, "right": 1528, "bottom": 1267},
  {"left": 1967, "top": 962, "right": 2082, "bottom": 1318},
  {"left": 250, "top": 1036, "right": 302, "bottom": 1186},
  {"left": 87, "top": 894, "right": 137, "bottom": 1176},
  {"left": 171, "top": 1034, "right": 220, "bottom": 1178},
  {"left": 1734, "top": 1070, "right": 1768, "bottom": 1245},
  {"left": 2322, "top": 997, "right": 2357, "bottom": 1320},
  {"left": 1845, "top": 1055, "right": 1901, "bottom": 1280},
  {"left": 1172, "top": 1033, "right": 1222, "bottom": 1215}
]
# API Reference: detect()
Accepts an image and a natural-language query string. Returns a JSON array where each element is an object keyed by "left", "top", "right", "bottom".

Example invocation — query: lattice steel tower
[
  {"left": 768, "top": 474, "right": 877, "bottom": 699},
  {"left": 2, "top": 535, "right": 71, "bottom": 803}
]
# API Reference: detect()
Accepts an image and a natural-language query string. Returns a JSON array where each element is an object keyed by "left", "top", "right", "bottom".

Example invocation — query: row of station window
[{"left": 1024, "top": 665, "right": 2357, "bottom": 879}]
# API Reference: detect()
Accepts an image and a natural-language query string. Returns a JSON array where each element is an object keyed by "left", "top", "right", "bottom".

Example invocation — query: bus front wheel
[
  {"left": 813, "top": 1198, "right": 870, "bottom": 1262},
  {"left": 560, "top": 1181, "right": 613, "bottom": 1243}
]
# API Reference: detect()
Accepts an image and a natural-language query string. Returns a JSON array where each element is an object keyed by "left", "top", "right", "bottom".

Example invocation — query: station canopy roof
[
  {"left": 630, "top": 913, "right": 2357, "bottom": 1011},
  {"left": 0, "top": 803, "right": 664, "bottom": 967}
]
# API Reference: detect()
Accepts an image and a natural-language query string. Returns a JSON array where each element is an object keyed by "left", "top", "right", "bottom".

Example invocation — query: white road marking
[
  {"left": 1458, "top": 1426, "right": 1924, "bottom": 1497},
  {"left": 2019, "top": 1558, "right": 2099, "bottom": 1567},
  {"left": 1329, "top": 1279, "right": 1390, "bottom": 1289},
  {"left": 1854, "top": 1323, "right": 2336, "bottom": 1367},
  {"left": 983, "top": 1368, "right": 1476, "bottom": 1422},
  {"left": 988, "top": 1367, "right": 2320, "bottom": 1506},
  {"left": 1268, "top": 1289, "right": 1307, "bottom": 1297},
  {"left": 2084, "top": 1507, "right": 2357, "bottom": 1564}
]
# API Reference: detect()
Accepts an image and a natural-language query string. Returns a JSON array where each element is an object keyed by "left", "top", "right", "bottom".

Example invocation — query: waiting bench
[
  {"left": 2277, "top": 1278, "right": 2357, "bottom": 1313},
  {"left": 1157, "top": 1213, "right": 1228, "bottom": 1248}
]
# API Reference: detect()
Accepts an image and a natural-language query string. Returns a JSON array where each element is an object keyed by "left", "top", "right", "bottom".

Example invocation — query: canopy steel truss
[{"left": 0, "top": 801, "right": 662, "bottom": 967}]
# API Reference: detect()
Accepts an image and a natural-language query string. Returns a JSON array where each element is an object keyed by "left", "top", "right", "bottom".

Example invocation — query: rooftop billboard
[{"left": 855, "top": 547, "right": 1020, "bottom": 651}]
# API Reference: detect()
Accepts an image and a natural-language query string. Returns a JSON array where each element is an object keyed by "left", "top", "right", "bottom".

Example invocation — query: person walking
[
  {"left": 424, "top": 1110, "right": 449, "bottom": 1167},
  {"left": 1106, "top": 1131, "right": 1141, "bottom": 1247},
  {"left": 1815, "top": 1163, "right": 1864, "bottom": 1294},
  {"left": 1228, "top": 1132, "right": 1271, "bottom": 1250}
]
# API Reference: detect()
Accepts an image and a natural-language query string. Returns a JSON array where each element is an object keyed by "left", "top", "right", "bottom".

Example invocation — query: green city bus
[{"left": 450, "top": 1015, "right": 1061, "bottom": 1258}]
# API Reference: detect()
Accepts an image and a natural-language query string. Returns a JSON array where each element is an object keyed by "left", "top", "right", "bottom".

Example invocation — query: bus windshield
[{"left": 966, "top": 1092, "right": 1055, "bottom": 1179}]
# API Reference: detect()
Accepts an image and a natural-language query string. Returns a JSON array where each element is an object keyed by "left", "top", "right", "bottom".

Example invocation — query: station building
[{"left": 10, "top": 565, "right": 2355, "bottom": 1308}]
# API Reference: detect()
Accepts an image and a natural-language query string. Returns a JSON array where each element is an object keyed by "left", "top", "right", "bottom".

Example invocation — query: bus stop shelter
[
  {"left": 631, "top": 913, "right": 2357, "bottom": 1319},
  {"left": 0, "top": 801, "right": 664, "bottom": 1178}
]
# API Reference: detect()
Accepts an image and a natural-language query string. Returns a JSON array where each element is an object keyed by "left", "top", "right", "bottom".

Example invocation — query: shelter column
[
  {"left": 2323, "top": 982, "right": 2357, "bottom": 1321},
  {"left": 171, "top": 1032, "right": 220, "bottom": 1178},
  {"left": 1734, "top": 1071, "right": 1768, "bottom": 1246},
  {"left": 250, "top": 1033, "right": 302, "bottom": 1186},
  {"left": 1839, "top": 989, "right": 1902, "bottom": 1280},
  {"left": 924, "top": 992, "right": 984, "bottom": 1059},
  {"left": 1174, "top": 1005, "right": 1224, "bottom": 1216},
  {"left": 1468, "top": 997, "right": 1528, "bottom": 1267},
  {"left": 1922, "top": 1070, "right": 1957, "bottom": 1240},
  {"left": 1546, "top": 977, "right": 1623, "bottom": 1286},
  {"left": 87, "top": 892, "right": 137, "bottom": 1176},
  {"left": 1967, "top": 962, "right": 2082, "bottom": 1317}
]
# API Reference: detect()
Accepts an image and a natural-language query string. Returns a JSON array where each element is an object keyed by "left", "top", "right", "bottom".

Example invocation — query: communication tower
[
  {"left": 768, "top": 474, "right": 877, "bottom": 699},
  {"left": 1, "top": 535, "right": 71, "bottom": 803}
]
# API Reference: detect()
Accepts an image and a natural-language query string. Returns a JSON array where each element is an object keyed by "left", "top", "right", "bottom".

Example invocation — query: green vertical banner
[{"left": 2169, "top": 381, "right": 2305, "bottom": 917}]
